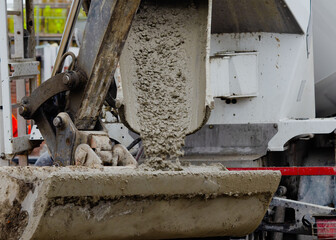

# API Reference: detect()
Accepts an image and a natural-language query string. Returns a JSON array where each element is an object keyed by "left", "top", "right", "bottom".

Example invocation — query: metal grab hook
[
  {"left": 51, "top": 0, "right": 83, "bottom": 77},
  {"left": 55, "top": 51, "right": 77, "bottom": 75}
]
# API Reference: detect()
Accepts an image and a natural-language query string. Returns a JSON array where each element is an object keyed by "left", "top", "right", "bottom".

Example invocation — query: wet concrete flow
[{"left": 120, "top": 0, "right": 209, "bottom": 164}]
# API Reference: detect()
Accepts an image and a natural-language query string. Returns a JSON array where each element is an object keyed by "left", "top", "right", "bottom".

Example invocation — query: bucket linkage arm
[{"left": 19, "top": 0, "right": 141, "bottom": 166}]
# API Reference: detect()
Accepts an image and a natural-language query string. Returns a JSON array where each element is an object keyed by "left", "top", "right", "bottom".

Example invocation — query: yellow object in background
[
  {"left": 43, "top": 6, "right": 66, "bottom": 34},
  {"left": 43, "top": 5, "right": 52, "bottom": 33},
  {"left": 7, "top": 2, "right": 86, "bottom": 41},
  {"left": 7, "top": 5, "right": 68, "bottom": 35},
  {"left": 8, "top": 16, "right": 14, "bottom": 33},
  {"left": 53, "top": 8, "right": 66, "bottom": 33},
  {"left": 34, "top": 7, "right": 43, "bottom": 33}
]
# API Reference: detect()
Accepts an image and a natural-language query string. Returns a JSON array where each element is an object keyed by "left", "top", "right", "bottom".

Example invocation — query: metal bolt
[
  {"left": 21, "top": 97, "right": 29, "bottom": 104},
  {"left": 277, "top": 186, "right": 287, "bottom": 197},
  {"left": 273, "top": 123, "right": 278, "bottom": 129},
  {"left": 63, "top": 74, "right": 71, "bottom": 85},
  {"left": 19, "top": 106, "right": 30, "bottom": 118},
  {"left": 53, "top": 116, "right": 63, "bottom": 128}
]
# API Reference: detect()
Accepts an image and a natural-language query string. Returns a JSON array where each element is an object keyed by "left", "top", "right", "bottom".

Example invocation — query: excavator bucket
[{"left": 0, "top": 166, "right": 281, "bottom": 239}]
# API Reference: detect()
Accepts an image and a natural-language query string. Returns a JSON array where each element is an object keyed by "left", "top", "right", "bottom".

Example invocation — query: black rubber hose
[{"left": 127, "top": 138, "right": 141, "bottom": 150}]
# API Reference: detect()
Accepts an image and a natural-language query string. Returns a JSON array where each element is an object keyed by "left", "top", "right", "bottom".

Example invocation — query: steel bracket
[
  {"left": 53, "top": 112, "right": 78, "bottom": 166},
  {"left": 12, "top": 135, "right": 42, "bottom": 155},
  {"left": 268, "top": 118, "right": 336, "bottom": 151},
  {"left": 19, "top": 70, "right": 87, "bottom": 120},
  {"left": 258, "top": 197, "right": 336, "bottom": 235},
  {"left": 52, "top": 112, "right": 114, "bottom": 166},
  {"left": 9, "top": 59, "right": 39, "bottom": 79},
  {"left": 29, "top": 125, "right": 43, "bottom": 140}
]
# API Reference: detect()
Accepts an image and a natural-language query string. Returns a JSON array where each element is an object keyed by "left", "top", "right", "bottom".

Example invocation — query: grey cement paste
[{"left": 124, "top": 0, "right": 206, "bottom": 163}]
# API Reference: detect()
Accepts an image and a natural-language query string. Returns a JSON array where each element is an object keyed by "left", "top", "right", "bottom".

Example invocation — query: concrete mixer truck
[{"left": 1, "top": 0, "right": 336, "bottom": 239}]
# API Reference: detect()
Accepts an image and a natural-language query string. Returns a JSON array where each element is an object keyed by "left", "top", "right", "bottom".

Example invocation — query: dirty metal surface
[
  {"left": 0, "top": 166, "right": 281, "bottom": 239},
  {"left": 75, "top": 143, "right": 102, "bottom": 167},
  {"left": 9, "top": 59, "right": 39, "bottom": 79},
  {"left": 11, "top": 135, "right": 41, "bottom": 154},
  {"left": 25, "top": 0, "right": 36, "bottom": 59},
  {"left": 19, "top": 72, "right": 85, "bottom": 119},
  {"left": 32, "top": 108, "right": 57, "bottom": 157},
  {"left": 73, "top": 0, "right": 141, "bottom": 130},
  {"left": 47, "top": 113, "right": 115, "bottom": 166},
  {"left": 19, "top": 71, "right": 86, "bottom": 160},
  {"left": 258, "top": 197, "right": 336, "bottom": 235},
  {"left": 211, "top": 0, "right": 303, "bottom": 34},
  {"left": 53, "top": 113, "right": 77, "bottom": 166},
  {"left": 184, "top": 123, "right": 278, "bottom": 160}
]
